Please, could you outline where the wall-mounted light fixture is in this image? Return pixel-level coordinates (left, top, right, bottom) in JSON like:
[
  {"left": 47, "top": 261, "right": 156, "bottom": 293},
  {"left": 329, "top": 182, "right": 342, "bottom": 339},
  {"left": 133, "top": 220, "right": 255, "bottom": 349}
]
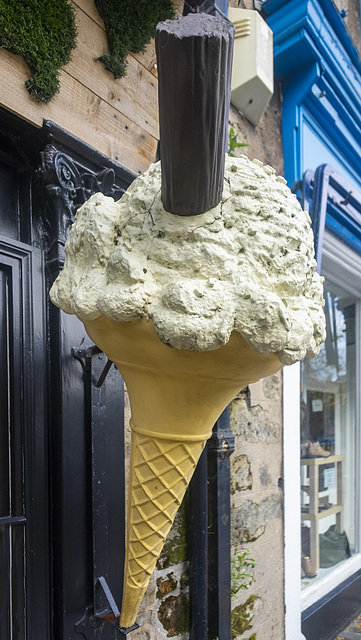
[{"left": 228, "top": 7, "right": 273, "bottom": 125}]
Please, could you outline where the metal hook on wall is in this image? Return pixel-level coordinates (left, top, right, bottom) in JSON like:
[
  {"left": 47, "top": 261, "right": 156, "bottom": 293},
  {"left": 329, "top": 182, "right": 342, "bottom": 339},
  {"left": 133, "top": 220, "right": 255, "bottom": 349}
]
[{"left": 72, "top": 343, "right": 114, "bottom": 387}]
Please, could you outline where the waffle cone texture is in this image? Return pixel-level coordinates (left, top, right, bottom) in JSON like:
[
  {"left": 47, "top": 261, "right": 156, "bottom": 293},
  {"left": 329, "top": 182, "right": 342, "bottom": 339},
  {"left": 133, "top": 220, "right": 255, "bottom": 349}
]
[{"left": 121, "top": 427, "right": 205, "bottom": 627}]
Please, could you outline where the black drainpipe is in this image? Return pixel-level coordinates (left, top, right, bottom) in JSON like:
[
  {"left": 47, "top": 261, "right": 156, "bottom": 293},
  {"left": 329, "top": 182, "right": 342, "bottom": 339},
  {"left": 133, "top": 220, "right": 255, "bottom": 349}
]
[{"left": 189, "top": 407, "right": 235, "bottom": 640}]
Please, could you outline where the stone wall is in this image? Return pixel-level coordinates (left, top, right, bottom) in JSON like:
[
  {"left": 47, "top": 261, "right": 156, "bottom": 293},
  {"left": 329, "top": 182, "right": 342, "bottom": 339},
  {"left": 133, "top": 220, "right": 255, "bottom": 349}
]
[
  {"left": 229, "top": 379, "right": 284, "bottom": 640},
  {"left": 228, "top": 3, "right": 285, "bottom": 638}
]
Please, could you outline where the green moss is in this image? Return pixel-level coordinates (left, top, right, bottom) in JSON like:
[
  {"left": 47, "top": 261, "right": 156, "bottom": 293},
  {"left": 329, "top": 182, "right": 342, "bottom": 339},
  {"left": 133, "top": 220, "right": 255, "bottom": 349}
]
[
  {"left": 158, "top": 593, "right": 189, "bottom": 637},
  {"left": 94, "top": 0, "right": 175, "bottom": 78},
  {"left": 157, "top": 502, "right": 188, "bottom": 570},
  {"left": 231, "top": 594, "right": 258, "bottom": 639},
  {"left": 156, "top": 572, "right": 177, "bottom": 599},
  {"left": 0, "top": 0, "right": 77, "bottom": 103},
  {"left": 180, "top": 568, "right": 189, "bottom": 589},
  {"left": 158, "top": 533, "right": 187, "bottom": 569}
]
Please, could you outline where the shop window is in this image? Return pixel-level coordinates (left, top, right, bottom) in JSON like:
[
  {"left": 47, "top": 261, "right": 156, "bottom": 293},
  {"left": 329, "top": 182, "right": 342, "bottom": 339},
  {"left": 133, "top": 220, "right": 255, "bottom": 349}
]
[
  {"left": 300, "top": 279, "right": 357, "bottom": 586},
  {"left": 296, "top": 152, "right": 361, "bottom": 594}
]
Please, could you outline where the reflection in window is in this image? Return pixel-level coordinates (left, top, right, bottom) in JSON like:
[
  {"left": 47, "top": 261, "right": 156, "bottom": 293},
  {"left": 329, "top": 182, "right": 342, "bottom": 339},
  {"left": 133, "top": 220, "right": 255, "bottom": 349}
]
[{"left": 300, "top": 279, "right": 357, "bottom": 587}]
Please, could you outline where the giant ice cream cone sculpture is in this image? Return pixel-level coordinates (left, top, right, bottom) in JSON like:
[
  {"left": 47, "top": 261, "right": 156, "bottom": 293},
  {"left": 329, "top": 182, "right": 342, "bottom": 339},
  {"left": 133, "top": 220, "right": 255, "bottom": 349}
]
[
  {"left": 50, "top": 154, "right": 325, "bottom": 625},
  {"left": 50, "top": 12, "right": 325, "bottom": 630}
]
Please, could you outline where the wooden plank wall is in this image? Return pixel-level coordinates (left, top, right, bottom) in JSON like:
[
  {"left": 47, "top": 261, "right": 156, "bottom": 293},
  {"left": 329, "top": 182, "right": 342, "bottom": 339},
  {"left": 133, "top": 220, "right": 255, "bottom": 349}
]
[{"left": 0, "top": 0, "right": 181, "bottom": 175}]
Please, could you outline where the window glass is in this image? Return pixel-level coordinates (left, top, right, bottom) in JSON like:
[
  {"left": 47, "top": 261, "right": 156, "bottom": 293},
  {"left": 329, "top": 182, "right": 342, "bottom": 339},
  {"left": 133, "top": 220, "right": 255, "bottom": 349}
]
[
  {"left": 303, "top": 119, "right": 361, "bottom": 191},
  {"left": 300, "top": 278, "right": 358, "bottom": 587}
]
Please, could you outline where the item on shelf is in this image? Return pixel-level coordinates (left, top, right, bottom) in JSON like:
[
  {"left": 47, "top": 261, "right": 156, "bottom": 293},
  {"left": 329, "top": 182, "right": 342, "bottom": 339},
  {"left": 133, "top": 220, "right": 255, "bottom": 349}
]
[
  {"left": 319, "top": 525, "right": 351, "bottom": 568},
  {"left": 301, "top": 525, "right": 310, "bottom": 555},
  {"left": 301, "top": 441, "right": 331, "bottom": 458},
  {"left": 301, "top": 504, "right": 334, "bottom": 513},
  {"left": 301, "top": 554, "right": 317, "bottom": 578},
  {"left": 301, "top": 484, "right": 310, "bottom": 494},
  {"left": 319, "top": 502, "right": 333, "bottom": 511},
  {"left": 300, "top": 442, "right": 308, "bottom": 457}
]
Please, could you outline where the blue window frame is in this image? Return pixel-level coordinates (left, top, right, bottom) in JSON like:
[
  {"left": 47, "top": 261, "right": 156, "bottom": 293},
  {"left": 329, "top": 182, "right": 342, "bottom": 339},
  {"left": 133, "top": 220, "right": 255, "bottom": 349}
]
[{"left": 264, "top": 0, "right": 361, "bottom": 199}]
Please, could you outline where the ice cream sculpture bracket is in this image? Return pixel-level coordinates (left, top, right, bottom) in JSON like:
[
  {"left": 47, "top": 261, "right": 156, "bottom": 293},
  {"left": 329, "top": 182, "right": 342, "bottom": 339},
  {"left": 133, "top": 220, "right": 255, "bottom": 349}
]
[{"left": 50, "top": 13, "right": 325, "bottom": 630}]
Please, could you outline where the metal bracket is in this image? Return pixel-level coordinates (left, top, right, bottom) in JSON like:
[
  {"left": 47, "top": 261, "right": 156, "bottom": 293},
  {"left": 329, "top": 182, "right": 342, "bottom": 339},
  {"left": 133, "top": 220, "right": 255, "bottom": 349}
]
[
  {"left": 207, "top": 429, "right": 235, "bottom": 458},
  {"left": 72, "top": 342, "right": 114, "bottom": 387},
  {"left": 183, "top": 0, "right": 229, "bottom": 19},
  {"left": 95, "top": 358, "right": 113, "bottom": 388},
  {"left": 118, "top": 624, "right": 139, "bottom": 637},
  {"left": 72, "top": 343, "right": 101, "bottom": 373},
  {"left": 95, "top": 576, "right": 120, "bottom": 618},
  {"left": 75, "top": 606, "right": 139, "bottom": 639},
  {"left": 253, "top": 0, "right": 264, "bottom": 12}
]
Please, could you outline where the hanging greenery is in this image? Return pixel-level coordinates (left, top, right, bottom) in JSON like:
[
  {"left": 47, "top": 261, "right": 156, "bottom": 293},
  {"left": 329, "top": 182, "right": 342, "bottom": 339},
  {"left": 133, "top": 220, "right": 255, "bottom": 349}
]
[
  {"left": 0, "top": 0, "right": 77, "bottom": 103},
  {"left": 94, "top": 0, "right": 175, "bottom": 79}
]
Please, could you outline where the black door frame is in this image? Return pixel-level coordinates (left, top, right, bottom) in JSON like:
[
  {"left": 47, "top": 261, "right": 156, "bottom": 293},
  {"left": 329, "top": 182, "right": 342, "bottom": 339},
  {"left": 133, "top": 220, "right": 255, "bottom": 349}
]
[{"left": 0, "top": 235, "right": 49, "bottom": 639}]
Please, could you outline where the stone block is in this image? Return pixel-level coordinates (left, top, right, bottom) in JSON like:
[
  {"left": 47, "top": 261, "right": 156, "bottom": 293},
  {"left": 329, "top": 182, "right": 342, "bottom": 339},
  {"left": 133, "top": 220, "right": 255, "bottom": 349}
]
[{"left": 231, "top": 494, "right": 281, "bottom": 542}]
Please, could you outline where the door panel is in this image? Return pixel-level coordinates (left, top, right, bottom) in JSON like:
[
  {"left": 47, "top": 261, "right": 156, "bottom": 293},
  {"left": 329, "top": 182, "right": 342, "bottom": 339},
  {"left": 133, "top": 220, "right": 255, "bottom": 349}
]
[
  {"left": 0, "top": 237, "right": 49, "bottom": 640},
  {"left": 0, "top": 158, "right": 19, "bottom": 240},
  {"left": 0, "top": 267, "right": 10, "bottom": 517},
  {"left": 0, "top": 254, "right": 26, "bottom": 640}
]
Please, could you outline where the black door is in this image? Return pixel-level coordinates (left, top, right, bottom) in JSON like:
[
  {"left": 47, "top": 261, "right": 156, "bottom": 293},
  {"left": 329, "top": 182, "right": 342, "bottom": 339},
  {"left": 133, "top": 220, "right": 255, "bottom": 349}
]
[{"left": 0, "top": 210, "right": 49, "bottom": 638}]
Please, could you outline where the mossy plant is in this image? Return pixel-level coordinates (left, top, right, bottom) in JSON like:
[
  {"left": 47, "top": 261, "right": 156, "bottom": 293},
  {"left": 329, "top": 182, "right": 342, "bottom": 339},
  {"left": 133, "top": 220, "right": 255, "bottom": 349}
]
[
  {"left": 0, "top": 0, "right": 77, "bottom": 103},
  {"left": 158, "top": 593, "right": 189, "bottom": 637},
  {"left": 156, "top": 502, "right": 188, "bottom": 570},
  {"left": 231, "top": 594, "right": 259, "bottom": 638},
  {"left": 94, "top": 0, "right": 175, "bottom": 78},
  {"left": 231, "top": 544, "right": 256, "bottom": 596},
  {"left": 156, "top": 572, "right": 178, "bottom": 599}
]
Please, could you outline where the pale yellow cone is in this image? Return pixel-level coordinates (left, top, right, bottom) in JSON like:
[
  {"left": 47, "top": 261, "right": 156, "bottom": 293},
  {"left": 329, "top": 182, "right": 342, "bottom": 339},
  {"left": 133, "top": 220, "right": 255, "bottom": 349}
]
[
  {"left": 83, "top": 316, "right": 283, "bottom": 627},
  {"left": 120, "top": 427, "right": 206, "bottom": 628}
]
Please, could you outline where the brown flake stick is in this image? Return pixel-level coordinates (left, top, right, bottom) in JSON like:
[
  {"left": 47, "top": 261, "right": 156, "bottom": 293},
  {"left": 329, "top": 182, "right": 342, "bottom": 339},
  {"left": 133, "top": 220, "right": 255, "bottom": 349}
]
[{"left": 155, "top": 13, "right": 235, "bottom": 216}]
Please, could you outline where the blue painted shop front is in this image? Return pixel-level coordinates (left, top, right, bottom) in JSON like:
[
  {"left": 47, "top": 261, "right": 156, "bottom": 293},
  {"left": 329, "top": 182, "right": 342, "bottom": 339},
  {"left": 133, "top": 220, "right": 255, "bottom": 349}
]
[{"left": 264, "top": 2, "right": 361, "bottom": 639}]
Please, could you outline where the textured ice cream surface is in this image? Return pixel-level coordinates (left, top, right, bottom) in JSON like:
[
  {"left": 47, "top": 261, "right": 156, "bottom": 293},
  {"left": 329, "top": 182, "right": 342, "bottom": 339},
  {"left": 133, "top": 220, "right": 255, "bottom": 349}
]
[{"left": 50, "top": 154, "right": 326, "bottom": 365}]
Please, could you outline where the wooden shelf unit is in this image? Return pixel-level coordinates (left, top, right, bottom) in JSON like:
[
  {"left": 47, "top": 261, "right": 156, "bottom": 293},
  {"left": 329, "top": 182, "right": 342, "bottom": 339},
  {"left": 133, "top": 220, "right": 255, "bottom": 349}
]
[{"left": 301, "top": 454, "right": 344, "bottom": 574}]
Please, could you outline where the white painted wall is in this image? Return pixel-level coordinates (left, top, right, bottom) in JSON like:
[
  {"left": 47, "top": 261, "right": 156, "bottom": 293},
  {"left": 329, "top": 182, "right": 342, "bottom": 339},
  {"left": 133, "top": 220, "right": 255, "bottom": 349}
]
[{"left": 283, "top": 362, "right": 305, "bottom": 639}]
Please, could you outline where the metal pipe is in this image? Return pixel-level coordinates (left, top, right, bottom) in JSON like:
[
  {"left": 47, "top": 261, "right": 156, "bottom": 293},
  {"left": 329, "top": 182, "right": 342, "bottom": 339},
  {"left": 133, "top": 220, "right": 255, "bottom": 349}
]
[
  {"left": 207, "top": 406, "right": 235, "bottom": 640},
  {"left": 189, "top": 447, "right": 208, "bottom": 640}
]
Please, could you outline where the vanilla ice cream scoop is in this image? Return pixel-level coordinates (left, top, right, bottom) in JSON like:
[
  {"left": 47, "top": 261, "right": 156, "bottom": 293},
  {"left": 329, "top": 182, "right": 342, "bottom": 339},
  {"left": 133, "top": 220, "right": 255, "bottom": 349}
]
[{"left": 50, "top": 154, "right": 325, "bottom": 365}]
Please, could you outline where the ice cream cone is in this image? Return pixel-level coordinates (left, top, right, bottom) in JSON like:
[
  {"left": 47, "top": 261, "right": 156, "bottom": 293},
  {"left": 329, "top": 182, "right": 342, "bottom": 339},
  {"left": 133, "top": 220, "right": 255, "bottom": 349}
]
[
  {"left": 83, "top": 314, "right": 283, "bottom": 627},
  {"left": 120, "top": 429, "right": 206, "bottom": 628}
]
